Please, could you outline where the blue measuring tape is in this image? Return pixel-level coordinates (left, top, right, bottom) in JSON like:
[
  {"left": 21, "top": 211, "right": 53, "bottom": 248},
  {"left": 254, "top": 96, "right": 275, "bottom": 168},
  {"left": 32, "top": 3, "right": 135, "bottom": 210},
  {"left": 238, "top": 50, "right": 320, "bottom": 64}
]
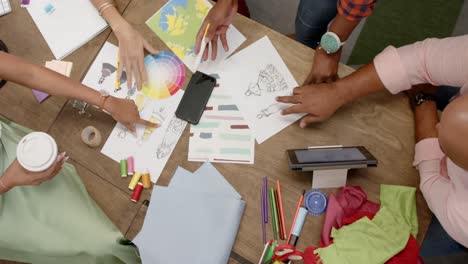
[{"left": 304, "top": 190, "right": 327, "bottom": 216}]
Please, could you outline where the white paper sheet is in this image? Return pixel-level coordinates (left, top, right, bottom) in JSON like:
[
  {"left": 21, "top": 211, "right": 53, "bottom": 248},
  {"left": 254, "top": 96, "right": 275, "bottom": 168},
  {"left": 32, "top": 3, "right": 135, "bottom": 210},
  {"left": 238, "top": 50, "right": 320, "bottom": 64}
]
[
  {"left": 134, "top": 163, "right": 245, "bottom": 264},
  {"left": 101, "top": 93, "right": 187, "bottom": 183},
  {"left": 26, "top": 0, "right": 107, "bottom": 59},
  {"left": 222, "top": 36, "right": 305, "bottom": 144},
  {"left": 188, "top": 74, "right": 255, "bottom": 164}
]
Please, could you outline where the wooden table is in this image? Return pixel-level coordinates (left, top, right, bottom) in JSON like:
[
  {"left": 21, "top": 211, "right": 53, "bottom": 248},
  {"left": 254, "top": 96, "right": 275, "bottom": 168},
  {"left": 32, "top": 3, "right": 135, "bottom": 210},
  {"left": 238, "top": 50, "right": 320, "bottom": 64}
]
[{"left": 0, "top": 0, "right": 431, "bottom": 263}]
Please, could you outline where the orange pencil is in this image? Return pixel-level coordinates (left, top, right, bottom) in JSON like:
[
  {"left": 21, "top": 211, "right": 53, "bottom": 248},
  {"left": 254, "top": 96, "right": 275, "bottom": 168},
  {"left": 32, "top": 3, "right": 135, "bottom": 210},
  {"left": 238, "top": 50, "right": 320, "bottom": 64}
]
[
  {"left": 277, "top": 180, "right": 287, "bottom": 240},
  {"left": 287, "top": 190, "right": 305, "bottom": 244}
]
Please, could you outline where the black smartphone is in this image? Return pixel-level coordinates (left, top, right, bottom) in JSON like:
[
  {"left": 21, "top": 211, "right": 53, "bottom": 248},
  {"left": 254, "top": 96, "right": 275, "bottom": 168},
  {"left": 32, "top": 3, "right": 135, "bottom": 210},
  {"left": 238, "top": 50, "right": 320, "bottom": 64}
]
[
  {"left": 287, "top": 146, "right": 378, "bottom": 171},
  {"left": 175, "top": 71, "right": 217, "bottom": 124}
]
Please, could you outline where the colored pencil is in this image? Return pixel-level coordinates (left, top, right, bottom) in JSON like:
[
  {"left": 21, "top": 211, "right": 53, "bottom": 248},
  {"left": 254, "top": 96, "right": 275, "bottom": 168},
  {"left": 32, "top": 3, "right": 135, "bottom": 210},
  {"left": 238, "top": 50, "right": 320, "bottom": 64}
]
[
  {"left": 270, "top": 188, "right": 280, "bottom": 241},
  {"left": 263, "top": 176, "right": 268, "bottom": 223},
  {"left": 261, "top": 187, "right": 266, "bottom": 244},
  {"left": 274, "top": 189, "right": 284, "bottom": 239},
  {"left": 287, "top": 190, "right": 305, "bottom": 244},
  {"left": 269, "top": 188, "right": 278, "bottom": 241},
  {"left": 277, "top": 180, "right": 287, "bottom": 240},
  {"left": 194, "top": 23, "right": 211, "bottom": 71},
  {"left": 115, "top": 50, "right": 120, "bottom": 90}
]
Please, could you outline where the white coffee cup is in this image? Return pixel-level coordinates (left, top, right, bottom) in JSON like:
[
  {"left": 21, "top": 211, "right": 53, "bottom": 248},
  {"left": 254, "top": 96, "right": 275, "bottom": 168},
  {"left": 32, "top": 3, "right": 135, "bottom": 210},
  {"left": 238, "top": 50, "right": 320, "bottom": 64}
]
[{"left": 16, "top": 132, "right": 58, "bottom": 172}]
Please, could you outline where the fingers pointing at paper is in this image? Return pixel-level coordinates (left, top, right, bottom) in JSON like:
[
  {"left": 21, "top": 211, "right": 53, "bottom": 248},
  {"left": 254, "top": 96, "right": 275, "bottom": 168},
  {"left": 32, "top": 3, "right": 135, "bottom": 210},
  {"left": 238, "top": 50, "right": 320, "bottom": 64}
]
[
  {"left": 276, "top": 83, "right": 348, "bottom": 128},
  {"left": 105, "top": 97, "right": 159, "bottom": 134},
  {"left": 195, "top": 0, "right": 238, "bottom": 61}
]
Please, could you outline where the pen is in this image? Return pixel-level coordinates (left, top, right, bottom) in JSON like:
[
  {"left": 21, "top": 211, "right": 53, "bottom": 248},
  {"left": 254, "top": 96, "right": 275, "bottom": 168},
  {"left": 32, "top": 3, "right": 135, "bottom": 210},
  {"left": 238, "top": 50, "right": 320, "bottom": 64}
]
[
  {"left": 194, "top": 23, "right": 210, "bottom": 71},
  {"left": 287, "top": 190, "right": 305, "bottom": 244},
  {"left": 115, "top": 49, "right": 120, "bottom": 91}
]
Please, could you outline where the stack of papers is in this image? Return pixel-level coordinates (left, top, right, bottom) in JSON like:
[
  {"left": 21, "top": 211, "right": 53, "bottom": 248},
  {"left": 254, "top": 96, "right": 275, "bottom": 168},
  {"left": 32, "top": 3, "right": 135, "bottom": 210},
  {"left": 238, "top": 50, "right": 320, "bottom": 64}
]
[
  {"left": 25, "top": 0, "right": 107, "bottom": 59},
  {"left": 134, "top": 163, "right": 245, "bottom": 264}
]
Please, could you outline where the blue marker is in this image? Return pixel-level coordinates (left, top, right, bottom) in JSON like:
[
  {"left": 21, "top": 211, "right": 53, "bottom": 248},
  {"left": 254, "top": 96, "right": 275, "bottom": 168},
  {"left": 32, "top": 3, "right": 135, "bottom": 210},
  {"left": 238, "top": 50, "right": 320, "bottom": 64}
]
[{"left": 289, "top": 207, "right": 308, "bottom": 246}]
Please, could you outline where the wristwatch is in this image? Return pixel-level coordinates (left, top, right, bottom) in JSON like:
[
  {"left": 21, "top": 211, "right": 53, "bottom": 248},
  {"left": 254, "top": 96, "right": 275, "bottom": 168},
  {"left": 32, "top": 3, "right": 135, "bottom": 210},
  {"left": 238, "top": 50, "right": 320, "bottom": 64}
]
[
  {"left": 413, "top": 92, "right": 436, "bottom": 106},
  {"left": 98, "top": 89, "right": 110, "bottom": 110},
  {"left": 319, "top": 32, "right": 345, "bottom": 54}
]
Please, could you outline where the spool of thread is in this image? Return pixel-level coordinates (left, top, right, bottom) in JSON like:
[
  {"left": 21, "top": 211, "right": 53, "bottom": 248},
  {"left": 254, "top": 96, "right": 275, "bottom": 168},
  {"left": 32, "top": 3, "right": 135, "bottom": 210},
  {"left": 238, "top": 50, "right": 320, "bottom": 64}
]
[
  {"left": 141, "top": 169, "right": 152, "bottom": 189},
  {"left": 120, "top": 159, "right": 127, "bottom": 177},
  {"left": 128, "top": 172, "right": 142, "bottom": 190},
  {"left": 131, "top": 182, "right": 143, "bottom": 203},
  {"left": 304, "top": 190, "right": 327, "bottom": 216},
  {"left": 127, "top": 156, "right": 135, "bottom": 176},
  {"left": 80, "top": 126, "right": 102, "bottom": 148}
]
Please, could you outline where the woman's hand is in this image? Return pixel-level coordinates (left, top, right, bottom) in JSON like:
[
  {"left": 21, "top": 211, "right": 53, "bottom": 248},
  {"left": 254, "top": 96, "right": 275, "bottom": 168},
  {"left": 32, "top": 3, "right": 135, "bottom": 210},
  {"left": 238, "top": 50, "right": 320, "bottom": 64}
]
[
  {"left": 195, "top": 0, "right": 238, "bottom": 61},
  {"left": 0, "top": 153, "right": 68, "bottom": 193},
  {"left": 113, "top": 20, "right": 159, "bottom": 90},
  {"left": 105, "top": 96, "right": 159, "bottom": 134}
]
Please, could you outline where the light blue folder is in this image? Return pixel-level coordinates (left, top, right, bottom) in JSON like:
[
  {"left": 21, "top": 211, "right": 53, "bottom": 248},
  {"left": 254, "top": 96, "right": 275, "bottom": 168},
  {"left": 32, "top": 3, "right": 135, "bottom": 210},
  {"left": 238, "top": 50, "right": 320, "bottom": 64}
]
[{"left": 134, "top": 163, "right": 245, "bottom": 264}]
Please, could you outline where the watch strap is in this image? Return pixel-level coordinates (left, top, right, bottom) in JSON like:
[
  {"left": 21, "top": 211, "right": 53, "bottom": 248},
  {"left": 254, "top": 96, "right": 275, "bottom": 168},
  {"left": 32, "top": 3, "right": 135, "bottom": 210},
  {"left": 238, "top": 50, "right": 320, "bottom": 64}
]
[
  {"left": 414, "top": 92, "right": 436, "bottom": 106},
  {"left": 99, "top": 95, "right": 109, "bottom": 110}
]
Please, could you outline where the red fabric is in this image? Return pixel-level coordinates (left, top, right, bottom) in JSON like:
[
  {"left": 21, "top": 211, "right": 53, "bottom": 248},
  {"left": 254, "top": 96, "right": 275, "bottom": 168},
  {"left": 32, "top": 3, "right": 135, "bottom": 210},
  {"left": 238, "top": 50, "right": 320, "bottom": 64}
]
[{"left": 321, "top": 186, "right": 380, "bottom": 246}]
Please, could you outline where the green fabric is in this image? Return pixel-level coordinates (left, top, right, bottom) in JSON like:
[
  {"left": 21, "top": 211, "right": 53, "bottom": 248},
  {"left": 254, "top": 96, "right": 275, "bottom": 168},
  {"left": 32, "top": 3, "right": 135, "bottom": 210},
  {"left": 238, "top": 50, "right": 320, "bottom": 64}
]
[
  {"left": 348, "top": 0, "right": 464, "bottom": 65},
  {"left": 315, "top": 185, "right": 418, "bottom": 264},
  {"left": 0, "top": 119, "right": 140, "bottom": 264},
  {"left": 380, "top": 184, "right": 418, "bottom": 238}
]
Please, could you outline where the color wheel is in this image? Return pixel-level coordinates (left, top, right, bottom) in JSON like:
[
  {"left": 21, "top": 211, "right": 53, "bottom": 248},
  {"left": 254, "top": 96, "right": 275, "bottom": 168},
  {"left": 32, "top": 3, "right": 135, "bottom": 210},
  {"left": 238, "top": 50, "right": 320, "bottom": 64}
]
[{"left": 142, "top": 51, "right": 185, "bottom": 99}]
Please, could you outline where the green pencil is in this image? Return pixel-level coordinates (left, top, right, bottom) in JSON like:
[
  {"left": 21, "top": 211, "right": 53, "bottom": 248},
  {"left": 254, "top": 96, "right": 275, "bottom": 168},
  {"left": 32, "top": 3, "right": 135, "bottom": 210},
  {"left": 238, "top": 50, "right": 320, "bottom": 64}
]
[
  {"left": 269, "top": 188, "right": 280, "bottom": 241},
  {"left": 268, "top": 188, "right": 277, "bottom": 241}
]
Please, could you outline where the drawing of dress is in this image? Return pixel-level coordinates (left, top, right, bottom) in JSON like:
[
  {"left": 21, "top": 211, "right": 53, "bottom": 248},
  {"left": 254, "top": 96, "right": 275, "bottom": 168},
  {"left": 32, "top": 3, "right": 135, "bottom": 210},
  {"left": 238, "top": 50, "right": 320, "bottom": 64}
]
[
  {"left": 99, "top": 63, "right": 116, "bottom": 84},
  {"left": 156, "top": 116, "right": 187, "bottom": 159},
  {"left": 257, "top": 102, "right": 289, "bottom": 119},
  {"left": 245, "top": 64, "right": 288, "bottom": 96}
]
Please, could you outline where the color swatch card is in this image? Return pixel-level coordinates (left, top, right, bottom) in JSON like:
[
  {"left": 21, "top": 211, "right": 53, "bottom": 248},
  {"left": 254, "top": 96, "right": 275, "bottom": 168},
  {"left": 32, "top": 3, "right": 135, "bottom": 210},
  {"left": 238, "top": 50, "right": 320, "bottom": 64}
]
[
  {"left": 189, "top": 74, "right": 255, "bottom": 164},
  {"left": 33, "top": 60, "right": 73, "bottom": 103},
  {"left": 146, "top": 0, "right": 246, "bottom": 73},
  {"left": 134, "top": 163, "right": 245, "bottom": 264},
  {"left": 25, "top": 0, "right": 107, "bottom": 59},
  {"left": 222, "top": 36, "right": 305, "bottom": 144}
]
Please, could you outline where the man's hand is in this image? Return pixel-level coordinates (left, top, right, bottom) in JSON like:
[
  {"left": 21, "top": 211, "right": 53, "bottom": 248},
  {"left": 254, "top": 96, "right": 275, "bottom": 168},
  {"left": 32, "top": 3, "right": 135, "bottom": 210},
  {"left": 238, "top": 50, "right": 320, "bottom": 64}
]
[
  {"left": 303, "top": 48, "right": 341, "bottom": 85},
  {"left": 195, "top": 0, "right": 237, "bottom": 61},
  {"left": 276, "top": 82, "right": 349, "bottom": 127}
]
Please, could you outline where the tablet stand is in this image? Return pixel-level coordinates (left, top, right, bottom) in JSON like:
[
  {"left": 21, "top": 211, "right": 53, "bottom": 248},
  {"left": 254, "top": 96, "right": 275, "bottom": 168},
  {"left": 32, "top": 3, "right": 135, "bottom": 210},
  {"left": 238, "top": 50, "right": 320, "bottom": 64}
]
[{"left": 311, "top": 168, "right": 349, "bottom": 189}]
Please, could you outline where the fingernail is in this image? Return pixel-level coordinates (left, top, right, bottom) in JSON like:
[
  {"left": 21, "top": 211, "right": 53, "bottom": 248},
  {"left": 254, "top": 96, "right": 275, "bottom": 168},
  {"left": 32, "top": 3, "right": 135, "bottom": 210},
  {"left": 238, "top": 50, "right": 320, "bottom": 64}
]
[
  {"left": 300, "top": 123, "right": 306, "bottom": 128},
  {"left": 275, "top": 97, "right": 279, "bottom": 101},
  {"left": 204, "top": 37, "right": 210, "bottom": 43},
  {"left": 131, "top": 131, "right": 137, "bottom": 136},
  {"left": 63, "top": 156, "right": 69, "bottom": 162}
]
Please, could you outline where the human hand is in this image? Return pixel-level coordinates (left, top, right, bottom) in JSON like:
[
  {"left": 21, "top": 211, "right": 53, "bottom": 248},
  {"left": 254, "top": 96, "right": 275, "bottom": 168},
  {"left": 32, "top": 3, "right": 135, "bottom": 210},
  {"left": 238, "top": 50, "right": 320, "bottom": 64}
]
[
  {"left": 105, "top": 96, "right": 159, "bottom": 134},
  {"left": 276, "top": 82, "right": 349, "bottom": 127},
  {"left": 195, "top": 0, "right": 237, "bottom": 61},
  {"left": 114, "top": 20, "right": 159, "bottom": 90},
  {"left": 303, "top": 48, "right": 340, "bottom": 85},
  {"left": 1, "top": 153, "right": 68, "bottom": 192}
]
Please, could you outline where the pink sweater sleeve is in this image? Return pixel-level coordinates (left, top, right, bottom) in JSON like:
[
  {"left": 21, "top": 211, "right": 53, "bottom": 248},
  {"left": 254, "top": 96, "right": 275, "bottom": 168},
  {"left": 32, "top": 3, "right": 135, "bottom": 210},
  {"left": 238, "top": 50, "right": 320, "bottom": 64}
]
[
  {"left": 414, "top": 138, "right": 468, "bottom": 247},
  {"left": 373, "top": 35, "right": 468, "bottom": 94}
]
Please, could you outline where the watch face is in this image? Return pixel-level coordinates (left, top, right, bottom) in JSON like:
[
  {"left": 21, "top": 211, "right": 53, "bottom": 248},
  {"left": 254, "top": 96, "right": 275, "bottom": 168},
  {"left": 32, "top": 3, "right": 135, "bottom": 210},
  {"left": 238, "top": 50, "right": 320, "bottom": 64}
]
[
  {"left": 320, "top": 32, "right": 341, "bottom": 54},
  {"left": 99, "top": 89, "right": 110, "bottom": 97}
]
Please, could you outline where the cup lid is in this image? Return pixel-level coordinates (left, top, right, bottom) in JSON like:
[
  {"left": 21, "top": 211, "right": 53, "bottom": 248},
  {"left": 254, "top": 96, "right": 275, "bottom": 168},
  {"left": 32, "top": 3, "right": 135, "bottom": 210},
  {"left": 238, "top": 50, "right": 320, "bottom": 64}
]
[{"left": 16, "top": 132, "right": 58, "bottom": 172}]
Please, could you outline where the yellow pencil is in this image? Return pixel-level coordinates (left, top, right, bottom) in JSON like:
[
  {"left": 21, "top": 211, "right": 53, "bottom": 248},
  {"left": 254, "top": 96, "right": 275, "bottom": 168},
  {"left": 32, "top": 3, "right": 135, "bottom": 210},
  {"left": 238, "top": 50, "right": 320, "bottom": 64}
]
[
  {"left": 203, "top": 23, "right": 211, "bottom": 39},
  {"left": 115, "top": 50, "right": 120, "bottom": 91},
  {"left": 194, "top": 24, "right": 211, "bottom": 71}
]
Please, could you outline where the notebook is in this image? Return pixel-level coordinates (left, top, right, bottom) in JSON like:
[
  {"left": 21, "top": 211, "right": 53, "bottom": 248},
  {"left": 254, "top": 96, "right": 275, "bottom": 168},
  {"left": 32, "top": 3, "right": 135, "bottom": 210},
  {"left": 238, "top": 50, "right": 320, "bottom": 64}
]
[
  {"left": 25, "top": 0, "right": 107, "bottom": 59},
  {"left": 0, "top": 0, "right": 11, "bottom": 16}
]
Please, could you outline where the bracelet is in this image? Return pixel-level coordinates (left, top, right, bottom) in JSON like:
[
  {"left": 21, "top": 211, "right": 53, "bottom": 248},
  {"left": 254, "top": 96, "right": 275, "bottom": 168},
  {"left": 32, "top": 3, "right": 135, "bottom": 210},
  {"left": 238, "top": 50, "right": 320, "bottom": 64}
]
[
  {"left": 0, "top": 178, "right": 9, "bottom": 192},
  {"left": 98, "top": 2, "right": 115, "bottom": 16}
]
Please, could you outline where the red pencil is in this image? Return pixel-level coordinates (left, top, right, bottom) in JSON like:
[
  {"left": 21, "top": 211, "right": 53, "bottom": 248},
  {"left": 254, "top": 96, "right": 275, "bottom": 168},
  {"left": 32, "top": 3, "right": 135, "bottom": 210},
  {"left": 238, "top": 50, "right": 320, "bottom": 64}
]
[
  {"left": 276, "top": 180, "right": 287, "bottom": 240},
  {"left": 287, "top": 190, "right": 305, "bottom": 244},
  {"left": 274, "top": 189, "right": 284, "bottom": 239}
]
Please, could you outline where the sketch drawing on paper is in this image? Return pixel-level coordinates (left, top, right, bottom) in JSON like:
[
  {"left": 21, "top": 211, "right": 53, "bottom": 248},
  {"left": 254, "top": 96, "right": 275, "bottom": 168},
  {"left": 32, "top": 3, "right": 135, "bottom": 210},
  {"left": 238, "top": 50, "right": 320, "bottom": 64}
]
[
  {"left": 257, "top": 102, "right": 289, "bottom": 119},
  {"left": 245, "top": 64, "right": 288, "bottom": 96},
  {"left": 137, "top": 107, "right": 168, "bottom": 144},
  {"left": 99, "top": 63, "right": 116, "bottom": 84},
  {"left": 156, "top": 116, "right": 187, "bottom": 159}
]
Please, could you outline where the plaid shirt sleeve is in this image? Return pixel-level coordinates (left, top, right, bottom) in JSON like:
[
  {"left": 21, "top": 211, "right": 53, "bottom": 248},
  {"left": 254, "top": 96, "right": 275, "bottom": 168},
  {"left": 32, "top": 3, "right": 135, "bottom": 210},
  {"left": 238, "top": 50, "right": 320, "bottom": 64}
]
[{"left": 337, "top": 0, "right": 377, "bottom": 21}]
